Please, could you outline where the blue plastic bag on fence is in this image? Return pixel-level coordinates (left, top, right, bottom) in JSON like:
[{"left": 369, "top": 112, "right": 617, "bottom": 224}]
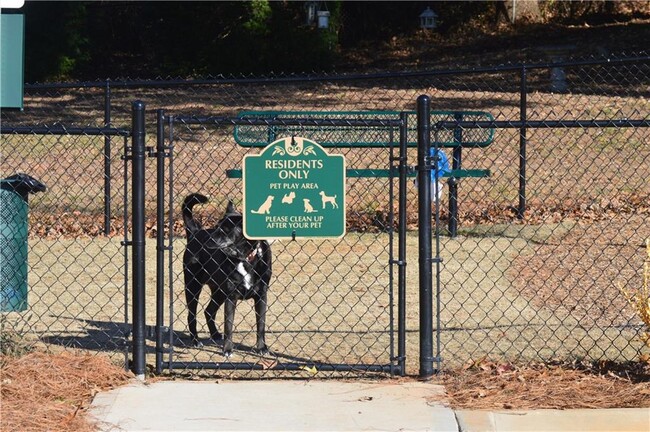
[
  {"left": 431, "top": 148, "right": 451, "bottom": 180},
  {"left": 414, "top": 149, "right": 450, "bottom": 202}
]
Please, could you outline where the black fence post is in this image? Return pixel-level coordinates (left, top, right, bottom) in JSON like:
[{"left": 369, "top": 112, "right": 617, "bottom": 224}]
[
  {"left": 131, "top": 101, "right": 146, "bottom": 379},
  {"left": 397, "top": 111, "right": 408, "bottom": 376},
  {"left": 518, "top": 65, "right": 528, "bottom": 219},
  {"left": 155, "top": 109, "right": 165, "bottom": 374},
  {"left": 103, "top": 79, "right": 112, "bottom": 235},
  {"left": 417, "top": 95, "right": 435, "bottom": 380}
]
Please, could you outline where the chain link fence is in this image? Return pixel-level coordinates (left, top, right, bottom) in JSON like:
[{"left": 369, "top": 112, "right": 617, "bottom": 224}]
[
  {"left": 0, "top": 125, "right": 131, "bottom": 366},
  {"left": 1, "top": 53, "right": 648, "bottom": 375}
]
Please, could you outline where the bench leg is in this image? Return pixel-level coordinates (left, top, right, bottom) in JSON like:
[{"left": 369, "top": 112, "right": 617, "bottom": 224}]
[
  {"left": 448, "top": 146, "right": 462, "bottom": 238},
  {"left": 448, "top": 177, "right": 458, "bottom": 237}
]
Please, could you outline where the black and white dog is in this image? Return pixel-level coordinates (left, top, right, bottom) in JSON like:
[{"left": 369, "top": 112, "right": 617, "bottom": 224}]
[{"left": 182, "top": 193, "right": 272, "bottom": 357}]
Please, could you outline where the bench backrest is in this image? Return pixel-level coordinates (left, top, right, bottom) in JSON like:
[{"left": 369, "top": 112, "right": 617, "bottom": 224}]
[{"left": 233, "top": 110, "right": 494, "bottom": 148}]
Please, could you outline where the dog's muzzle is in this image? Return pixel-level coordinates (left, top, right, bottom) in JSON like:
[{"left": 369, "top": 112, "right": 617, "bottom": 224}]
[{"left": 246, "top": 242, "right": 263, "bottom": 263}]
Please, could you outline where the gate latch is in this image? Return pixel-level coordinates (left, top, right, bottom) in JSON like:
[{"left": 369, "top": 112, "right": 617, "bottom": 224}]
[{"left": 147, "top": 146, "right": 173, "bottom": 158}]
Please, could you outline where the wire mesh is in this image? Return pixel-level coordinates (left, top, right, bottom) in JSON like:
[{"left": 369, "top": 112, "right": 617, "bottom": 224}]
[
  {"left": 0, "top": 127, "right": 130, "bottom": 366},
  {"left": 1, "top": 54, "right": 648, "bottom": 375}
]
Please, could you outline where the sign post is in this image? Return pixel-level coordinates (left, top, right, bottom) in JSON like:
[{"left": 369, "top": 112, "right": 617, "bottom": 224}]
[{"left": 243, "top": 136, "right": 345, "bottom": 239}]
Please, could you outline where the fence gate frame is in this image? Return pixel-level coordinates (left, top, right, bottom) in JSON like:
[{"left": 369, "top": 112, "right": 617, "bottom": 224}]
[{"left": 150, "top": 111, "right": 410, "bottom": 376}]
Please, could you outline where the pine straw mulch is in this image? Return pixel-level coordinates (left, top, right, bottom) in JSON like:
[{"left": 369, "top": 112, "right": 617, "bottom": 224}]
[
  {"left": 437, "top": 358, "right": 650, "bottom": 410},
  {"left": 0, "top": 352, "right": 133, "bottom": 432},
  {"left": 2, "top": 353, "right": 650, "bottom": 432}
]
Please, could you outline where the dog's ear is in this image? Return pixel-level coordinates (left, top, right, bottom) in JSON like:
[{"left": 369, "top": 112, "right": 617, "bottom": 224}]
[{"left": 225, "top": 200, "right": 243, "bottom": 217}]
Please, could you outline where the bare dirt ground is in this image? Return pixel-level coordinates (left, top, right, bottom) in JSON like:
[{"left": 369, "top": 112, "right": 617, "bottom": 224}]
[{"left": 8, "top": 227, "right": 644, "bottom": 373}]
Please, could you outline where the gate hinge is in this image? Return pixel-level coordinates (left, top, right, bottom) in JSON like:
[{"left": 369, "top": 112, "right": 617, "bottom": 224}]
[
  {"left": 390, "top": 259, "right": 407, "bottom": 267},
  {"left": 121, "top": 240, "right": 133, "bottom": 247},
  {"left": 390, "top": 165, "right": 405, "bottom": 176},
  {"left": 415, "top": 164, "right": 435, "bottom": 172},
  {"left": 121, "top": 146, "right": 133, "bottom": 161},
  {"left": 146, "top": 325, "right": 170, "bottom": 338},
  {"left": 428, "top": 257, "right": 443, "bottom": 264}
]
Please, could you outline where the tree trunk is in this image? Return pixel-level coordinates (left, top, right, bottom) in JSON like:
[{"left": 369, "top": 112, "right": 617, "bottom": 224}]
[{"left": 497, "top": 0, "right": 542, "bottom": 24}]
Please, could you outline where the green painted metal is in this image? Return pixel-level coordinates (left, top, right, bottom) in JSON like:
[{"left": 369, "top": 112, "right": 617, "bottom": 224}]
[
  {"left": 233, "top": 110, "right": 495, "bottom": 148},
  {"left": 0, "top": 189, "right": 28, "bottom": 311},
  {"left": 0, "top": 14, "right": 25, "bottom": 109},
  {"left": 228, "top": 168, "right": 490, "bottom": 179}
]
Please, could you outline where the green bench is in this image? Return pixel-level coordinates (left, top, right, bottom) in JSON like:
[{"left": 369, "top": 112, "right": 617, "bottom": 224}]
[
  {"left": 233, "top": 110, "right": 494, "bottom": 148},
  {"left": 230, "top": 110, "right": 495, "bottom": 236},
  {"left": 226, "top": 168, "right": 490, "bottom": 179}
]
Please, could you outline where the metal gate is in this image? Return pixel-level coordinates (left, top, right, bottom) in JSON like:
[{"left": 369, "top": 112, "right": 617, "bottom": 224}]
[{"left": 152, "top": 111, "right": 409, "bottom": 376}]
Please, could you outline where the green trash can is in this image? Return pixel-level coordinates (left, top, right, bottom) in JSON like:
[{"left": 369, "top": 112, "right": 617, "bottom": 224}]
[{"left": 0, "top": 174, "right": 46, "bottom": 312}]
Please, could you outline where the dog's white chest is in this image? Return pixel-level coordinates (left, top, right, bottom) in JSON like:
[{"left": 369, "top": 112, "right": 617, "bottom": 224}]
[{"left": 236, "top": 262, "right": 253, "bottom": 290}]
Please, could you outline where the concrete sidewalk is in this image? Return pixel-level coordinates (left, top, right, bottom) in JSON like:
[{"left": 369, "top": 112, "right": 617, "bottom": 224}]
[
  {"left": 455, "top": 409, "right": 650, "bottom": 432},
  {"left": 90, "top": 380, "right": 650, "bottom": 431}
]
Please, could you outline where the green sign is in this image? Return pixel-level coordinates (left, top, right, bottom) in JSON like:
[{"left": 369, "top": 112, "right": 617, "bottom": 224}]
[
  {"left": 243, "top": 137, "right": 346, "bottom": 239},
  {"left": 1, "top": 13, "right": 25, "bottom": 109}
]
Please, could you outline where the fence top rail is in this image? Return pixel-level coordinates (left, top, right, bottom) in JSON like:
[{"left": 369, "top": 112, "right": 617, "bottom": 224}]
[
  {"left": 22, "top": 55, "right": 650, "bottom": 91},
  {"left": 0, "top": 125, "right": 131, "bottom": 136},
  {"left": 233, "top": 110, "right": 495, "bottom": 148},
  {"left": 434, "top": 119, "right": 650, "bottom": 129}
]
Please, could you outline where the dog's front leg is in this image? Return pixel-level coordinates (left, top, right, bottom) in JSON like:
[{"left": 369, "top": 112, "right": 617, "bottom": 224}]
[
  {"left": 254, "top": 292, "right": 269, "bottom": 354},
  {"left": 223, "top": 297, "right": 237, "bottom": 357}
]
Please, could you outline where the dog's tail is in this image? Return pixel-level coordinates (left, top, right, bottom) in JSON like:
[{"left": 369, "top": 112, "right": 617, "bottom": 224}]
[{"left": 182, "top": 193, "right": 209, "bottom": 235}]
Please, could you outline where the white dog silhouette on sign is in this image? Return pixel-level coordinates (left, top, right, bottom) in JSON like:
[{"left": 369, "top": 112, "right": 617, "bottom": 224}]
[
  {"left": 282, "top": 191, "right": 296, "bottom": 204},
  {"left": 303, "top": 198, "right": 317, "bottom": 213},
  {"left": 319, "top": 191, "right": 338, "bottom": 209},
  {"left": 251, "top": 195, "right": 275, "bottom": 214}
]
